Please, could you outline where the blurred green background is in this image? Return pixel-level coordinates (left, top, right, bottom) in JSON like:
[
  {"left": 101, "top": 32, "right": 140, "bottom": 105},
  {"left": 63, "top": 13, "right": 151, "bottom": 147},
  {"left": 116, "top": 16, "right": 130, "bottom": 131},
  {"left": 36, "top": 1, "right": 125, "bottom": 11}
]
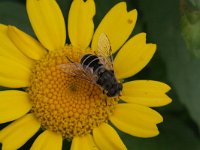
[{"left": 0, "top": 0, "right": 200, "bottom": 149}]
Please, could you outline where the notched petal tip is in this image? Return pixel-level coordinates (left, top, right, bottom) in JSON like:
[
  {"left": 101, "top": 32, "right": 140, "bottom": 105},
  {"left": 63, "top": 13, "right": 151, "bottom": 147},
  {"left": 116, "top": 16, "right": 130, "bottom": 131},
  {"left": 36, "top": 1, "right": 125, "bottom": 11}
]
[
  {"left": 127, "top": 9, "right": 138, "bottom": 24},
  {"left": 92, "top": 2, "right": 137, "bottom": 53},
  {"left": 165, "top": 96, "right": 172, "bottom": 105},
  {"left": 164, "top": 83, "right": 171, "bottom": 93},
  {"left": 117, "top": 2, "right": 127, "bottom": 9},
  {"left": 147, "top": 43, "right": 157, "bottom": 52},
  {"left": 121, "top": 80, "right": 172, "bottom": 107},
  {"left": 138, "top": 32, "right": 147, "bottom": 41},
  {"left": 114, "top": 32, "right": 157, "bottom": 79},
  {"left": 110, "top": 112, "right": 161, "bottom": 138},
  {"left": 156, "top": 113, "right": 163, "bottom": 124}
]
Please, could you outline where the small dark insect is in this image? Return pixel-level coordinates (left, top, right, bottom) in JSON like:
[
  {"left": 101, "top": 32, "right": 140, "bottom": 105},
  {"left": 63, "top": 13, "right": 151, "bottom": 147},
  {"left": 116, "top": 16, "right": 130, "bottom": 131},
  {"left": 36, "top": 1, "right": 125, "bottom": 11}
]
[{"left": 60, "top": 33, "right": 123, "bottom": 97}]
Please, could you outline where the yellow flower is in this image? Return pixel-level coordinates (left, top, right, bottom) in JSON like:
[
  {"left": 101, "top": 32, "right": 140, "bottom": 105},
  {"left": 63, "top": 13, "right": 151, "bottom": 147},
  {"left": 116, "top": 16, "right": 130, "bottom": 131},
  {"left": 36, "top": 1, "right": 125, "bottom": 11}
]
[{"left": 0, "top": 0, "right": 172, "bottom": 150}]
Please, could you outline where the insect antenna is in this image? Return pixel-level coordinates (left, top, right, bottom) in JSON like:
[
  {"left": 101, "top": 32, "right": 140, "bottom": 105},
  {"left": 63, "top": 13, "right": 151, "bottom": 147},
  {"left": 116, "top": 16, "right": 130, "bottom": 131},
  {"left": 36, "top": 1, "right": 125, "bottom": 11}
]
[{"left": 66, "top": 56, "right": 74, "bottom": 63}]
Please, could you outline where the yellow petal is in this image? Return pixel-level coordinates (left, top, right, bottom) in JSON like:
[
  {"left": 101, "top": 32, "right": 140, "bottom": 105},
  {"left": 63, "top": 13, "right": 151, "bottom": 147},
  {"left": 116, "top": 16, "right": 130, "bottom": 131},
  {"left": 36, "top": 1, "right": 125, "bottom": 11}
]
[
  {"left": 0, "top": 90, "right": 32, "bottom": 123},
  {"left": 0, "top": 114, "right": 41, "bottom": 150},
  {"left": 26, "top": 0, "right": 66, "bottom": 51},
  {"left": 93, "top": 123, "right": 127, "bottom": 150},
  {"left": 123, "top": 80, "right": 171, "bottom": 93},
  {"left": 31, "top": 130, "right": 62, "bottom": 150},
  {"left": 114, "top": 33, "right": 156, "bottom": 79},
  {"left": 115, "top": 104, "right": 163, "bottom": 124},
  {"left": 0, "top": 24, "right": 33, "bottom": 88},
  {"left": 121, "top": 80, "right": 172, "bottom": 107},
  {"left": 0, "top": 76, "right": 28, "bottom": 88},
  {"left": 0, "top": 56, "right": 31, "bottom": 88},
  {"left": 109, "top": 104, "right": 162, "bottom": 138},
  {"left": 0, "top": 24, "right": 33, "bottom": 68},
  {"left": 8, "top": 26, "right": 47, "bottom": 60},
  {"left": 0, "top": 24, "right": 33, "bottom": 87},
  {"left": 92, "top": 2, "right": 137, "bottom": 53},
  {"left": 71, "top": 134, "right": 99, "bottom": 150},
  {"left": 68, "top": 0, "right": 95, "bottom": 49},
  {"left": 121, "top": 95, "right": 172, "bottom": 108}
]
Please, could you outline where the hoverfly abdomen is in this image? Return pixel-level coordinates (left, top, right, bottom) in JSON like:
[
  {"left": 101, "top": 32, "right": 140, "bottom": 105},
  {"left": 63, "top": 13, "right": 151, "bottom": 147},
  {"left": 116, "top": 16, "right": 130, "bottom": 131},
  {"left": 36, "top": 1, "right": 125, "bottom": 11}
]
[
  {"left": 80, "top": 53, "right": 122, "bottom": 97},
  {"left": 81, "top": 54, "right": 103, "bottom": 73}
]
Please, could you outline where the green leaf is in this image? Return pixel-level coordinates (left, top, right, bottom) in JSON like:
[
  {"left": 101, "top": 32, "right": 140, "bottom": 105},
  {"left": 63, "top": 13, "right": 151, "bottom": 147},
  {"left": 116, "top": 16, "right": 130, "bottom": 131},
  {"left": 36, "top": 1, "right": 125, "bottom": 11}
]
[
  {"left": 0, "top": 1, "right": 33, "bottom": 35},
  {"left": 188, "top": 0, "right": 200, "bottom": 9},
  {"left": 118, "top": 115, "right": 200, "bottom": 150},
  {"left": 181, "top": 4, "right": 200, "bottom": 58},
  {"left": 137, "top": 0, "right": 200, "bottom": 130}
]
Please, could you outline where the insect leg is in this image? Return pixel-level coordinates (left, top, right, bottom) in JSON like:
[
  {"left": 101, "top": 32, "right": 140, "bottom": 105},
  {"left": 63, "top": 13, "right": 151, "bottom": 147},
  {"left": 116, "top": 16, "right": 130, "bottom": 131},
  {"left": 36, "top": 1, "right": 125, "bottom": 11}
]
[{"left": 66, "top": 56, "right": 74, "bottom": 63}]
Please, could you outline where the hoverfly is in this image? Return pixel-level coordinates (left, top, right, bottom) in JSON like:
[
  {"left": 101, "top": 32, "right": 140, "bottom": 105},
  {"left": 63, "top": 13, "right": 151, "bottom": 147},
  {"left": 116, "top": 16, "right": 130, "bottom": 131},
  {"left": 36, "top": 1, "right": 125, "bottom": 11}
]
[{"left": 60, "top": 33, "right": 122, "bottom": 97}]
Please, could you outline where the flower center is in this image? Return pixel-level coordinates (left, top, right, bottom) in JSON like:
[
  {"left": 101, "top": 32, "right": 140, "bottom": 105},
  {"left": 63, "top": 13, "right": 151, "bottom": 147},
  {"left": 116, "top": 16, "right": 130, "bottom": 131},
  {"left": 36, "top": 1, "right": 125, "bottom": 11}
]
[{"left": 27, "top": 45, "right": 118, "bottom": 139}]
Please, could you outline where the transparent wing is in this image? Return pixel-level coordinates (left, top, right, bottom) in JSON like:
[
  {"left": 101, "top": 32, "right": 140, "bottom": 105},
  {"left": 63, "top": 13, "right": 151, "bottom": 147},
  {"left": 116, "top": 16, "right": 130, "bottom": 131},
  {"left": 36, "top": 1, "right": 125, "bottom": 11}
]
[
  {"left": 59, "top": 63, "right": 98, "bottom": 83},
  {"left": 97, "top": 33, "right": 114, "bottom": 70}
]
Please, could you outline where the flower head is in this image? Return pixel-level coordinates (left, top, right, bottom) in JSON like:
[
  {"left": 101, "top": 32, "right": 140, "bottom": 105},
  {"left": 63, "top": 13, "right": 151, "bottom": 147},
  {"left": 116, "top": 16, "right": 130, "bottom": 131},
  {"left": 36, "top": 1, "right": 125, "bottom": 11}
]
[{"left": 0, "top": 0, "right": 172, "bottom": 149}]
